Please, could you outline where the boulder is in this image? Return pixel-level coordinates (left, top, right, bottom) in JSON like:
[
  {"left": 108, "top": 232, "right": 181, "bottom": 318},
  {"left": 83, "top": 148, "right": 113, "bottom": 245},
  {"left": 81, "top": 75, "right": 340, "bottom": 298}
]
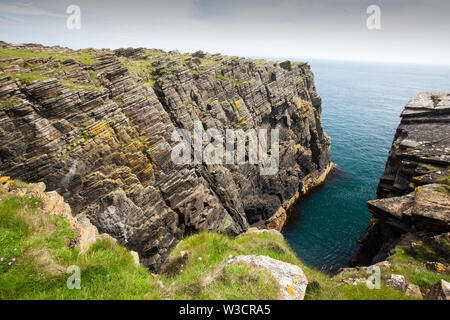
[
  {"left": 192, "top": 50, "right": 206, "bottom": 58},
  {"left": 75, "top": 214, "right": 103, "bottom": 253},
  {"left": 227, "top": 255, "right": 308, "bottom": 300},
  {"left": 386, "top": 274, "right": 407, "bottom": 292},
  {"left": 425, "top": 262, "right": 449, "bottom": 274},
  {"left": 130, "top": 251, "right": 140, "bottom": 266},
  {"left": 279, "top": 61, "right": 292, "bottom": 71},
  {"left": 405, "top": 283, "right": 422, "bottom": 299}
]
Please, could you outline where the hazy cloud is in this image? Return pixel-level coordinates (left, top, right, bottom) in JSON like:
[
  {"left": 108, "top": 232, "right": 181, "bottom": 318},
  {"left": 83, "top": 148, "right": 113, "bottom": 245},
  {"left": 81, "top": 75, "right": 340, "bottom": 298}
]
[
  {"left": 0, "top": 1, "right": 64, "bottom": 17},
  {"left": 0, "top": 0, "right": 448, "bottom": 65}
]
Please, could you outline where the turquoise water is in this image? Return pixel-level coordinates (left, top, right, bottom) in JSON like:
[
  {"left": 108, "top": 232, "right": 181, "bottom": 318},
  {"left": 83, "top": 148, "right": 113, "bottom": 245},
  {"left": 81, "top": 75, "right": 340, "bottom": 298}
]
[{"left": 283, "top": 60, "right": 450, "bottom": 273}]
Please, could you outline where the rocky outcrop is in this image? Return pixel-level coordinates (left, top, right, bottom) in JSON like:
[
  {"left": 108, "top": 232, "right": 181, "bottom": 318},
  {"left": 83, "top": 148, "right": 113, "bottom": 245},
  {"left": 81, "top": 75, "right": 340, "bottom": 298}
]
[
  {"left": 352, "top": 92, "right": 450, "bottom": 266},
  {"left": 383, "top": 274, "right": 422, "bottom": 299},
  {"left": 0, "top": 42, "right": 331, "bottom": 272},
  {"left": 425, "top": 279, "right": 450, "bottom": 300},
  {"left": 385, "top": 274, "right": 407, "bottom": 292},
  {"left": 227, "top": 255, "right": 308, "bottom": 300},
  {"left": 376, "top": 92, "right": 450, "bottom": 198}
]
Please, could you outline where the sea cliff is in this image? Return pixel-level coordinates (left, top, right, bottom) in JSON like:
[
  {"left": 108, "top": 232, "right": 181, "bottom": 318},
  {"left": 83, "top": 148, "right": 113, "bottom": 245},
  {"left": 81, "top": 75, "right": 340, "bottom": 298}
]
[
  {"left": 0, "top": 42, "right": 331, "bottom": 271},
  {"left": 352, "top": 92, "right": 450, "bottom": 266}
]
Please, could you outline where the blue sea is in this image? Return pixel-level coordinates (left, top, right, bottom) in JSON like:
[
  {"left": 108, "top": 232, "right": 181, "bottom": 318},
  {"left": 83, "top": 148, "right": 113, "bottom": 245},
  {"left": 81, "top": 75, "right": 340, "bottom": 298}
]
[{"left": 281, "top": 60, "right": 450, "bottom": 273}]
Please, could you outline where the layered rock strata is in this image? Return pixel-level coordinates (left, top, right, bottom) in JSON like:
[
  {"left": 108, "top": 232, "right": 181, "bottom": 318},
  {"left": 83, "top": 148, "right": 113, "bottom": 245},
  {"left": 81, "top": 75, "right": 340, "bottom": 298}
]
[
  {"left": 352, "top": 92, "right": 450, "bottom": 266},
  {"left": 0, "top": 42, "right": 331, "bottom": 271}
]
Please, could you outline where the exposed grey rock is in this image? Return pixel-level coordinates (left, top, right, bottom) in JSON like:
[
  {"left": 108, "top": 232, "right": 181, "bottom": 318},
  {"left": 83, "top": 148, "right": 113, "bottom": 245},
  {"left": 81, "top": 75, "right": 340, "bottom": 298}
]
[
  {"left": 192, "top": 50, "right": 206, "bottom": 58},
  {"left": 227, "top": 255, "right": 308, "bottom": 300},
  {"left": 114, "top": 47, "right": 148, "bottom": 60},
  {"left": 424, "top": 232, "right": 450, "bottom": 260},
  {"left": 425, "top": 261, "right": 449, "bottom": 273},
  {"left": 405, "top": 283, "right": 422, "bottom": 299},
  {"left": 279, "top": 61, "right": 292, "bottom": 71},
  {"left": 386, "top": 274, "right": 407, "bottom": 292},
  {"left": 0, "top": 57, "right": 24, "bottom": 66},
  {"left": 130, "top": 251, "right": 140, "bottom": 266}
]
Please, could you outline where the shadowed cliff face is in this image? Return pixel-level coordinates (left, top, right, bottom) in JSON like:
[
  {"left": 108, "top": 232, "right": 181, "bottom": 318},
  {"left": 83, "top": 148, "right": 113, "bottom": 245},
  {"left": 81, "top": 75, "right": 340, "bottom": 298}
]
[
  {"left": 352, "top": 92, "right": 450, "bottom": 266},
  {"left": 0, "top": 42, "right": 330, "bottom": 271}
]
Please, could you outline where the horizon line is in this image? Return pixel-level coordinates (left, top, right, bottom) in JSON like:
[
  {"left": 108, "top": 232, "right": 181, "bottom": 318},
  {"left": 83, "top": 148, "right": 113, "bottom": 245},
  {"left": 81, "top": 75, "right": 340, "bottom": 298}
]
[
  {"left": 248, "top": 55, "right": 450, "bottom": 68},
  {"left": 3, "top": 39, "right": 450, "bottom": 67}
]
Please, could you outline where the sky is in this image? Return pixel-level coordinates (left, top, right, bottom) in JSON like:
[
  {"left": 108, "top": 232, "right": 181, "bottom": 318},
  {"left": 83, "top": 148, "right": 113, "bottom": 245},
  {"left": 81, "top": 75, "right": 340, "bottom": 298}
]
[{"left": 0, "top": 0, "right": 449, "bottom": 65}]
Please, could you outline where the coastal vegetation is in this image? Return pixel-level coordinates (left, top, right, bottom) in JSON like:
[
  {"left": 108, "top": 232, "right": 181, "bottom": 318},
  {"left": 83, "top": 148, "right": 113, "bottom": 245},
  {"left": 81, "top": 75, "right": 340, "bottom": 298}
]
[{"left": 0, "top": 180, "right": 431, "bottom": 300}]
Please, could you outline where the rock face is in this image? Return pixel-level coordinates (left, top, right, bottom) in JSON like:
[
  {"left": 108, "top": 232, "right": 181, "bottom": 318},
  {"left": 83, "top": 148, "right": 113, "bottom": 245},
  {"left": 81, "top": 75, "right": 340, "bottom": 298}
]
[
  {"left": 425, "top": 279, "right": 450, "bottom": 300},
  {"left": 0, "top": 42, "right": 331, "bottom": 272},
  {"left": 386, "top": 274, "right": 407, "bottom": 292},
  {"left": 352, "top": 92, "right": 450, "bottom": 266},
  {"left": 227, "top": 255, "right": 308, "bottom": 300}
]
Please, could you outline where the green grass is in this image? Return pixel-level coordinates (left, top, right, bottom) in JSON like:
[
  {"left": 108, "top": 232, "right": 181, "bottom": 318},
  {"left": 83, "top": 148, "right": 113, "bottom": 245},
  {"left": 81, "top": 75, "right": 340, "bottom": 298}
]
[
  {"left": 159, "top": 232, "right": 283, "bottom": 299},
  {"left": 119, "top": 57, "right": 160, "bottom": 89},
  {"left": 0, "top": 184, "right": 161, "bottom": 300},
  {"left": 159, "top": 231, "right": 415, "bottom": 300},
  {"left": 0, "top": 48, "right": 100, "bottom": 66},
  {"left": 0, "top": 48, "right": 103, "bottom": 91},
  {"left": 388, "top": 244, "right": 450, "bottom": 292},
  {"left": 435, "top": 184, "right": 450, "bottom": 196},
  {"left": 437, "top": 175, "right": 450, "bottom": 183},
  {"left": 5, "top": 70, "right": 50, "bottom": 85},
  {"left": 333, "top": 236, "right": 450, "bottom": 299},
  {"left": 336, "top": 284, "right": 413, "bottom": 300},
  {"left": 0, "top": 97, "right": 22, "bottom": 110},
  {"left": 0, "top": 181, "right": 428, "bottom": 300},
  {"left": 215, "top": 74, "right": 227, "bottom": 81},
  {"left": 3, "top": 68, "right": 99, "bottom": 92}
]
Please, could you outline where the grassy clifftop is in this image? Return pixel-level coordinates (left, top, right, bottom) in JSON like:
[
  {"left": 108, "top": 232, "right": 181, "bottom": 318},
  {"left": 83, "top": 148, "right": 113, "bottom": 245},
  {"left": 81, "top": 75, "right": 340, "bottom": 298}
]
[
  {"left": 0, "top": 180, "right": 421, "bottom": 300},
  {"left": 0, "top": 179, "right": 162, "bottom": 299}
]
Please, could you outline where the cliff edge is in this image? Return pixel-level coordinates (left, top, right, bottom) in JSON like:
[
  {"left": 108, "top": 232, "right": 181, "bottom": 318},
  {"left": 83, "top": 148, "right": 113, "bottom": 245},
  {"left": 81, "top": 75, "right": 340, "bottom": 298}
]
[
  {"left": 0, "top": 42, "right": 331, "bottom": 271},
  {"left": 1, "top": 179, "right": 419, "bottom": 300},
  {"left": 352, "top": 92, "right": 450, "bottom": 266}
]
